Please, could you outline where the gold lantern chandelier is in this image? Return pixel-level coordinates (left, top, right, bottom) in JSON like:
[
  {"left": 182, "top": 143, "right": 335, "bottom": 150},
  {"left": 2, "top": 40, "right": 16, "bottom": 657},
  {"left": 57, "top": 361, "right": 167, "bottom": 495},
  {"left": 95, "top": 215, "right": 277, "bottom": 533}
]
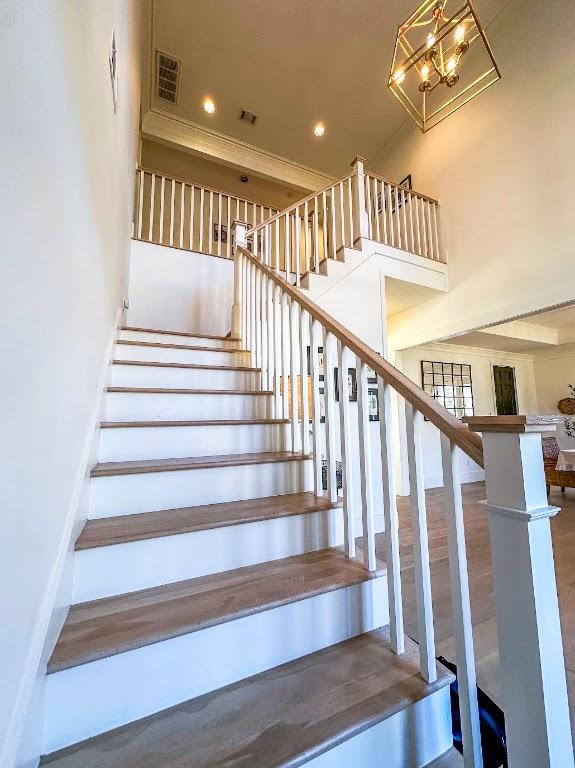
[{"left": 388, "top": 0, "right": 501, "bottom": 132}]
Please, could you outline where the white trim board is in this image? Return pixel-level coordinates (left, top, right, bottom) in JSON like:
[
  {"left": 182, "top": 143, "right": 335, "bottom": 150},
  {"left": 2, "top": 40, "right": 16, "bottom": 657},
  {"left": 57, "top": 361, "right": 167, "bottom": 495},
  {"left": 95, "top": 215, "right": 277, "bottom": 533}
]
[
  {"left": 141, "top": 108, "right": 336, "bottom": 192},
  {"left": 4, "top": 309, "right": 122, "bottom": 768}
]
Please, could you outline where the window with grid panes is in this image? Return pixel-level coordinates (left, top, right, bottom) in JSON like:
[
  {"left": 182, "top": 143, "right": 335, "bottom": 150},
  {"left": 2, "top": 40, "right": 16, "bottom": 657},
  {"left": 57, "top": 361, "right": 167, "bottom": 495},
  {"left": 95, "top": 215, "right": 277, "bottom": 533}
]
[{"left": 421, "top": 360, "right": 474, "bottom": 419}]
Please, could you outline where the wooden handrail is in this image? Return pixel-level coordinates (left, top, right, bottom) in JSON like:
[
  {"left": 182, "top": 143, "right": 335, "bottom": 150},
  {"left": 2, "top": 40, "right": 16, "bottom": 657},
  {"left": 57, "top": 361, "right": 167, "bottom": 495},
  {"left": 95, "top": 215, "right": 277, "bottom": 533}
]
[
  {"left": 246, "top": 172, "right": 354, "bottom": 235},
  {"left": 364, "top": 171, "right": 440, "bottom": 206},
  {"left": 137, "top": 166, "right": 279, "bottom": 212},
  {"left": 238, "top": 245, "right": 483, "bottom": 467}
]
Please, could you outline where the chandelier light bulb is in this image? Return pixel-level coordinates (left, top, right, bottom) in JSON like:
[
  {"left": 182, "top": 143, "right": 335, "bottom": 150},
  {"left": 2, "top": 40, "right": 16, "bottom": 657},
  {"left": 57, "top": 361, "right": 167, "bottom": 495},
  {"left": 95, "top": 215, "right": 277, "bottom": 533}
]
[
  {"left": 427, "top": 33, "right": 436, "bottom": 48},
  {"left": 455, "top": 24, "right": 465, "bottom": 43},
  {"left": 394, "top": 69, "right": 406, "bottom": 84},
  {"left": 447, "top": 57, "right": 457, "bottom": 72},
  {"left": 420, "top": 63, "right": 430, "bottom": 81}
]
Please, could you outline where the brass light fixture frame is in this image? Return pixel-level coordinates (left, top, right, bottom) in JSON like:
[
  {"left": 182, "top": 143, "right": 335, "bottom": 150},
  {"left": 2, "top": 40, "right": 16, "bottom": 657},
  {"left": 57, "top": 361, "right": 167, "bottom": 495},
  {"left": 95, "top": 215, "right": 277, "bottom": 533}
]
[{"left": 388, "top": 0, "right": 501, "bottom": 132}]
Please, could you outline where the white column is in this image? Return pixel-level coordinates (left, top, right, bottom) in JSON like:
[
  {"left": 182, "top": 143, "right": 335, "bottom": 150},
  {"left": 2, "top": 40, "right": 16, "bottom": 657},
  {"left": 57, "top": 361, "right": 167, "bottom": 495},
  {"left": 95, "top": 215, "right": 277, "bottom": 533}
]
[
  {"left": 232, "top": 221, "right": 249, "bottom": 340},
  {"left": 466, "top": 416, "right": 574, "bottom": 768},
  {"left": 350, "top": 155, "right": 370, "bottom": 243}
]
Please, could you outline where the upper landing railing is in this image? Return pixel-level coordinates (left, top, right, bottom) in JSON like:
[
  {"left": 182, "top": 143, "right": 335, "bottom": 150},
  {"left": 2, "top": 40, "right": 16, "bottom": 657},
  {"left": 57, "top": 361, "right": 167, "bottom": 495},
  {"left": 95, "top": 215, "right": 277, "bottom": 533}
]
[
  {"left": 245, "top": 156, "right": 443, "bottom": 287},
  {"left": 133, "top": 167, "right": 278, "bottom": 259},
  {"left": 132, "top": 158, "right": 442, "bottom": 274}
]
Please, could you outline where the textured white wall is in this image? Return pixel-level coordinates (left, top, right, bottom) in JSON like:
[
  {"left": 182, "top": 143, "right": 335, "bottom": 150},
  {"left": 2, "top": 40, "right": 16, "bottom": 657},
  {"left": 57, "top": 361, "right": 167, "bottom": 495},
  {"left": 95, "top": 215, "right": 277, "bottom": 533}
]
[
  {"left": 127, "top": 240, "right": 235, "bottom": 336},
  {"left": 0, "top": 2, "right": 143, "bottom": 764},
  {"left": 375, "top": 0, "right": 575, "bottom": 350}
]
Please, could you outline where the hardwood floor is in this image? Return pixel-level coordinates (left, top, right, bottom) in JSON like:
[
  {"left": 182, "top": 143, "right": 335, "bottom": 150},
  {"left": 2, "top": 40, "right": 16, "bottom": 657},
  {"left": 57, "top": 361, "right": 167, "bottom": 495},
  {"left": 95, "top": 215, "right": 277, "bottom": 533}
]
[{"left": 374, "top": 482, "right": 575, "bottom": 729}]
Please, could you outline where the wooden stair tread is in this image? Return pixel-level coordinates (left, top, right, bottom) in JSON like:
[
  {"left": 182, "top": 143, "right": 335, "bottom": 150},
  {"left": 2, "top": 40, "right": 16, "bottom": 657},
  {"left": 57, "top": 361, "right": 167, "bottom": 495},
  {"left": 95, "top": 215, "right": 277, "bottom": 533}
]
[
  {"left": 42, "top": 629, "right": 453, "bottom": 767},
  {"left": 76, "top": 492, "right": 341, "bottom": 549},
  {"left": 112, "top": 359, "right": 259, "bottom": 371},
  {"left": 121, "top": 326, "right": 239, "bottom": 341},
  {"left": 47, "top": 549, "right": 383, "bottom": 673},
  {"left": 100, "top": 418, "right": 289, "bottom": 428},
  {"left": 106, "top": 386, "right": 273, "bottom": 395},
  {"left": 116, "top": 339, "right": 247, "bottom": 353},
  {"left": 91, "top": 451, "right": 310, "bottom": 477}
]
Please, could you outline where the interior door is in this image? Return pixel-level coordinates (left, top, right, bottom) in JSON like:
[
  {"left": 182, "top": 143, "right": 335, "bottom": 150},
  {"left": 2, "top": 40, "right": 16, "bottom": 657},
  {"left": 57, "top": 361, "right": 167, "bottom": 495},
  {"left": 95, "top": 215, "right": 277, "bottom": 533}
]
[{"left": 493, "top": 365, "right": 518, "bottom": 415}]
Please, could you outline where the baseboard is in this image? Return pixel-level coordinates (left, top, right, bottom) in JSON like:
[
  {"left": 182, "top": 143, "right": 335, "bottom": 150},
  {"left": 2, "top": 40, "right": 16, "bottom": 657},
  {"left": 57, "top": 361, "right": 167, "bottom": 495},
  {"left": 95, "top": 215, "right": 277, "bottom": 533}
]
[{"left": 3, "top": 308, "right": 122, "bottom": 768}]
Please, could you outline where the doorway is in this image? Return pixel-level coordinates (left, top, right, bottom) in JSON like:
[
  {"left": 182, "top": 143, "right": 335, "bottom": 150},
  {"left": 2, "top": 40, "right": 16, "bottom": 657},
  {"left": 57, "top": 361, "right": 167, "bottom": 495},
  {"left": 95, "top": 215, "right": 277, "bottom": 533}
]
[{"left": 493, "top": 365, "right": 518, "bottom": 415}]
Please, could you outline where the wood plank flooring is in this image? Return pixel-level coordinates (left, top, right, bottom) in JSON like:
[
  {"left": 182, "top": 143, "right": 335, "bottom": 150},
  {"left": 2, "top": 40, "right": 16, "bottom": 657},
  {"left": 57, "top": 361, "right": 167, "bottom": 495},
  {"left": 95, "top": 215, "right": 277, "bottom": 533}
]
[
  {"left": 374, "top": 482, "right": 575, "bottom": 729},
  {"left": 116, "top": 340, "right": 247, "bottom": 353},
  {"left": 48, "top": 548, "right": 382, "bottom": 674},
  {"left": 41, "top": 629, "right": 453, "bottom": 768},
  {"left": 76, "top": 492, "right": 340, "bottom": 549},
  {"left": 121, "top": 325, "right": 239, "bottom": 341},
  {"left": 111, "top": 359, "right": 259, "bottom": 371},
  {"left": 91, "top": 451, "right": 310, "bottom": 477}
]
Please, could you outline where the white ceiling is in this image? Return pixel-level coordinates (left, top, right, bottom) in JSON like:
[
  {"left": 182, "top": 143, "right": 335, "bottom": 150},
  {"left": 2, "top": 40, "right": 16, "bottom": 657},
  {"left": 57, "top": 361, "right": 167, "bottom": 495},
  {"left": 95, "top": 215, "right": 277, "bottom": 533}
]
[
  {"left": 150, "top": 0, "right": 507, "bottom": 177},
  {"left": 443, "top": 304, "right": 575, "bottom": 353}
]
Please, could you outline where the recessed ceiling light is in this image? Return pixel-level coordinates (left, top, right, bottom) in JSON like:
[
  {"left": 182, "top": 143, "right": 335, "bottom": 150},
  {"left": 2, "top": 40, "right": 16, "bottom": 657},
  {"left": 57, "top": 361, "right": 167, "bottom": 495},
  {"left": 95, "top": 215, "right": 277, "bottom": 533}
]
[
  {"left": 203, "top": 98, "right": 216, "bottom": 114},
  {"left": 313, "top": 123, "right": 325, "bottom": 137}
]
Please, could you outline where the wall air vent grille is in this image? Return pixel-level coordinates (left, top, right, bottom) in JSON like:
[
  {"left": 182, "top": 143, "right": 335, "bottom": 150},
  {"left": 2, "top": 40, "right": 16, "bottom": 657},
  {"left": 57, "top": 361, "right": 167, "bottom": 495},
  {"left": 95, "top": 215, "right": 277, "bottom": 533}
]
[
  {"left": 156, "top": 51, "right": 180, "bottom": 104},
  {"left": 238, "top": 109, "right": 258, "bottom": 125}
]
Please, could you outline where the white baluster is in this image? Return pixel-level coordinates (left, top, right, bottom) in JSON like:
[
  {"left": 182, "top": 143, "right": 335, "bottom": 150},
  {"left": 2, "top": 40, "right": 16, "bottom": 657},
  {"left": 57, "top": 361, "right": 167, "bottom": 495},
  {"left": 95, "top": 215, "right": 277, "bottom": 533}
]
[
  {"left": 415, "top": 194, "right": 423, "bottom": 256},
  {"left": 226, "top": 196, "right": 232, "bottom": 259},
  {"left": 323, "top": 330, "right": 338, "bottom": 503},
  {"left": 266, "top": 276, "right": 274, "bottom": 393},
  {"left": 321, "top": 190, "right": 327, "bottom": 265},
  {"left": 330, "top": 186, "right": 337, "bottom": 260},
  {"left": 179, "top": 182, "right": 185, "bottom": 248},
  {"left": 303, "top": 201, "right": 310, "bottom": 274},
  {"left": 339, "top": 181, "right": 345, "bottom": 249},
  {"left": 208, "top": 191, "right": 214, "bottom": 255},
  {"left": 420, "top": 197, "right": 428, "bottom": 258},
  {"left": 159, "top": 175, "right": 165, "bottom": 244},
  {"left": 378, "top": 377, "right": 405, "bottom": 655},
  {"left": 284, "top": 213, "right": 290, "bottom": 282},
  {"left": 280, "top": 292, "right": 290, "bottom": 419},
  {"left": 217, "top": 193, "right": 222, "bottom": 257},
  {"left": 405, "top": 402, "right": 436, "bottom": 683},
  {"left": 401, "top": 188, "right": 408, "bottom": 252},
  {"left": 189, "top": 186, "right": 195, "bottom": 251},
  {"left": 294, "top": 209, "right": 301, "bottom": 286},
  {"left": 309, "top": 318, "right": 323, "bottom": 495},
  {"left": 169, "top": 178, "right": 175, "bottom": 246},
  {"left": 380, "top": 180, "right": 388, "bottom": 245},
  {"left": 393, "top": 186, "right": 401, "bottom": 250},
  {"left": 273, "top": 284, "right": 282, "bottom": 418},
  {"left": 199, "top": 188, "right": 205, "bottom": 252},
  {"left": 289, "top": 300, "right": 300, "bottom": 452},
  {"left": 299, "top": 309, "right": 311, "bottom": 455},
  {"left": 255, "top": 267, "right": 262, "bottom": 370},
  {"left": 313, "top": 201, "right": 320, "bottom": 273},
  {"left": 441, "top": 434, "right": 483, "bottom": 768},
  {"left": 386, "top": 183, "right": 394, "bottom": 247},
  {"left": 347, "top": 176, "right": 354, "bottom": 245},
  {"left": 432, "top": 204, "right": 441, "bottom": 261},
  {"left": 358, "top": 359, "right": 376, "bottom": 571},
  {"left": 426, "top": 200, "right": 434, "bottom": 260},
  {"left": 148, "top": 173, "right": 156, "bottom": 242},
  {"left": 137, "top": 170, "right": 144, "bottom": 239},
  {"left": 338, "top": 343, "right": 356, "bottom": 558}
]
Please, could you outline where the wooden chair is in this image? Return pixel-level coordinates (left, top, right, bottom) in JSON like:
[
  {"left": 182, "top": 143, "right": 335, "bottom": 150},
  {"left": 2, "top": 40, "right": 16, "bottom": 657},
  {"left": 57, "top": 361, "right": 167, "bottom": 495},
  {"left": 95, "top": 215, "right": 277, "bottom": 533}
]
[{"left": 542, "top": 436, "right": 575, "bottom": 495}]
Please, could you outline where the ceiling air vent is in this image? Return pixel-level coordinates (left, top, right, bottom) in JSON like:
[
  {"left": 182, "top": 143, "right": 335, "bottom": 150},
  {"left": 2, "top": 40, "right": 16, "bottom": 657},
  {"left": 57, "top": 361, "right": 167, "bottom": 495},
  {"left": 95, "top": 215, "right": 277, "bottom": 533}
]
[
  {"left": 156, "top": 51, "right": 180, "bottom": 104},
  {"left": 238, "top": 109, "right": 258, "bottom": 126}
]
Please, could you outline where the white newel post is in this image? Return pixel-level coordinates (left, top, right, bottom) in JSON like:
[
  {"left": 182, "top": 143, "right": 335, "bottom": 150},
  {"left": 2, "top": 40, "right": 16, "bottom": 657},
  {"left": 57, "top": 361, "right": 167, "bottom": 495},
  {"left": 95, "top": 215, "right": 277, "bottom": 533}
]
[
  {"left": 351, "top": 155, "right": 370, "bottom": 244},
  {"left": 465, "top": 416, "right": 574, "bottom": 768},
  {"left": 232, "top": 221, "right": 249, "bottom": 339}
]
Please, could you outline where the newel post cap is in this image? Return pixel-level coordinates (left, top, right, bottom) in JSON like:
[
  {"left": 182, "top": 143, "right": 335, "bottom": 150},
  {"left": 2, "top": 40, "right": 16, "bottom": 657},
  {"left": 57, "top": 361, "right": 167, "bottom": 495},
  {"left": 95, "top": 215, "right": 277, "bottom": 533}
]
[
  {"left": 350, "top": 155, "right": 367, "bottom": 169},
  {"left": 463, "top": 415, "right": 562, "bottom": 434}
]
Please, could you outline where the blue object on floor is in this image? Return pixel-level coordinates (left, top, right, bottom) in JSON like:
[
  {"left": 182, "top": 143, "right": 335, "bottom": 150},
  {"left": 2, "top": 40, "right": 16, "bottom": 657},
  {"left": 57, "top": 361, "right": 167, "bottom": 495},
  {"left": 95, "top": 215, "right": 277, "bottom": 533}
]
[{"left": 438, "top": 655, "right": 508, "bottom": 768}]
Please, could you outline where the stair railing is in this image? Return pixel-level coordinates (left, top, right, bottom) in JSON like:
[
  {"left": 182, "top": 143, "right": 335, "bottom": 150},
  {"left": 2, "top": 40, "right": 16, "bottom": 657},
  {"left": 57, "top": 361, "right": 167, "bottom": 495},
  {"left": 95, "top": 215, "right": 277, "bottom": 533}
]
[
  {"left": 245, "top": 156, "right": 445, "bottom": 283},
  {"left": 133, "top": 167, "right": 278, "bottom": 259},
  {"left": 233, "top": 220, "right": 573, "bottom": 768}
]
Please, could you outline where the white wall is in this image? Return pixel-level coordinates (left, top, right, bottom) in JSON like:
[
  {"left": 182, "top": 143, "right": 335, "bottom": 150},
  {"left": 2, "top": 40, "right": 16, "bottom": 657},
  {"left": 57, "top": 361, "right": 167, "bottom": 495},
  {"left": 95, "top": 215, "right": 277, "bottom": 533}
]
[
  {"left": 398, "top": 343, "right": 538, "bottom": 488},
  {"left": 0, "top": 2, "right": 143, "bottom": 765},
  {"left": 533, "top": 344, "right": 575, "bottom": 449},
  {"left": 375, "top": 0, "right": 575, "bottom": 350},
  {"left": 127, "top": 241, "right": 235, "bottom": 336}
]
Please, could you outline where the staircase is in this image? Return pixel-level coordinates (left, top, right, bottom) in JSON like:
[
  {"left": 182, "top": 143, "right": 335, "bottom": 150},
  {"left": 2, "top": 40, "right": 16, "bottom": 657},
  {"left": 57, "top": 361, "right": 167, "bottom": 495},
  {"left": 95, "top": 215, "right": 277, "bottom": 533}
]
[
  {"left": 36, "top": 171, "right": 574, "bottom": 768},
  {"left": 39, "top": 325, "right": 457, "bottom": 766}
]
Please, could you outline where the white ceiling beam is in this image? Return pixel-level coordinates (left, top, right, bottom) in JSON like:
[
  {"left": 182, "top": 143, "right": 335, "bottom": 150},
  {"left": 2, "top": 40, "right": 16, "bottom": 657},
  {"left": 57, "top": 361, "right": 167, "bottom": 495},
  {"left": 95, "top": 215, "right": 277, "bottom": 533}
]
[
  {"left": 141, "top": 108, "right": 336, "bottom": 192},
  {"left": 482, "top": 320, "right": 559, "bottom": 346}
]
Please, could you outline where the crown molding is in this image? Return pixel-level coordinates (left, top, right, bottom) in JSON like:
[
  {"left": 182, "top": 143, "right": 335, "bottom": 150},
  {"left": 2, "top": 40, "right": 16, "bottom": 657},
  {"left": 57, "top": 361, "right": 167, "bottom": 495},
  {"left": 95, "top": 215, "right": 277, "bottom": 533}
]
[
  {"left": 414, "top": 341, "right": 535, "bottom": 363},
  {"left": 141, "top": 108, "right": 336, "bottom": 192}
]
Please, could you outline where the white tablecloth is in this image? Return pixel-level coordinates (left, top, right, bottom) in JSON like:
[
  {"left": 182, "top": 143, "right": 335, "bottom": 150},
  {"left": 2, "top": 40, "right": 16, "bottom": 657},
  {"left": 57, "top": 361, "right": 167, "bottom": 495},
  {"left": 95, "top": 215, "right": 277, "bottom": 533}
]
[{"left": 556, "top": 449, "right": 575, "bottom": 472}]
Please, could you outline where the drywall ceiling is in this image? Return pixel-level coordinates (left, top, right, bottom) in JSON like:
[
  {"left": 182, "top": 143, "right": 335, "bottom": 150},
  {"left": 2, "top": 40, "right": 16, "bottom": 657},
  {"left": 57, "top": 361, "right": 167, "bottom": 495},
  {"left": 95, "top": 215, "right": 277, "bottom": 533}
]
[
  {"left": 149, "top": 0, "right": 507, "bottom": 178},
  {"left": 443, "top": 303, "right": 575, "bottom": 353}
]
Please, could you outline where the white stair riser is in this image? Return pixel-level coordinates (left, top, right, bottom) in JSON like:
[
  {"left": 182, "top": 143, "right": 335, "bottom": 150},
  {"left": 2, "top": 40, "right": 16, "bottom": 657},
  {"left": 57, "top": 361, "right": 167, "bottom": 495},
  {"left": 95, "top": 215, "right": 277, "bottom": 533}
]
[
  {"left": 43, "top": 575, "right": 388, "bottom": 753},
  {"left": 106, "top": 392, "right": 271, "bottom": 421},
  {"left": 90, "top": 460, "right": 313, "bottom": 517},
  {"left": 73, "top": 507, "right": 343, "bottom": 602},
  {"left": 306, "top": 688, "right": 452, "bottom": 768},
  {"left": 110, "top": 364, "right": 259, "bottom": 390},
  {"left": 119, "top": 330, "right": 240, "bottom": 348},
  {"left": 99, "top": 423, "right": 288, "bottom": 461},
  {"left": 115, "top": 344, "right": 249, "bottom": 366}
]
